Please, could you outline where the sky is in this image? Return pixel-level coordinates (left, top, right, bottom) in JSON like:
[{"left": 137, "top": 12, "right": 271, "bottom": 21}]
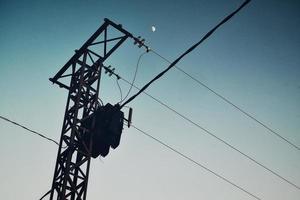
[{"left": 0, "top": 0, "right": 300, "bottom": 199}]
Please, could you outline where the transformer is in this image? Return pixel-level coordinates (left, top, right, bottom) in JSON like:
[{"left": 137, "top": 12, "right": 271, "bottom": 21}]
[{"left": 80, "top": 103, "right": 124, "bottom": 158}]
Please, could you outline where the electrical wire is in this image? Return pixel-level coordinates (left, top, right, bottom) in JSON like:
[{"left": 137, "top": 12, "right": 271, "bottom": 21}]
[
  {"left": 130, "top": 124, "right": 262, "bottom": 200},
  {"left": 149, "top": 50, "right": 300, "bottom": 151},
  {"left": 0, "top": 116, "right": 95, "bottom": 199},
  {"left": 116, "top": 78, "right": 123, "bottom": 102},
  {"left": 40, "top": 125, "right": 262, "bottom": 200},
  {"left": 2, "top": 112, "right": 295, "bottom": 200},
  {"left": 120, "top": 0, "right": 252, "bottom": 109},
  {"left": 119, "top": 77, "right": 300, "bottom": 190},
  {"left": 0, "top": 115, "right": 60, "bottom": 147},
  {"left": 0, "top": 114, "right": 104, "bottom": 156},
  {"left": 134, "top": 1, "right": 300, "bottom": 151},
  {"left": 120, "top": 51, "right": 147, "bottom": 103},
  {"left": 39, "top": 189, "right": 51, "bottom": 200}
]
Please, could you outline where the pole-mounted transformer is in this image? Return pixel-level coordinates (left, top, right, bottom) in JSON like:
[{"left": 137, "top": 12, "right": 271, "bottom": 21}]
[{"left": 80, "top": 103, "right": 124, "bottom": 158}]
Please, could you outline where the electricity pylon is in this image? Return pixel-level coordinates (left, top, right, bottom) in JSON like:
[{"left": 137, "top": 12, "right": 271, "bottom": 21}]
[{"left": 49, "top": 18, "right": 135, "bottom": 200}]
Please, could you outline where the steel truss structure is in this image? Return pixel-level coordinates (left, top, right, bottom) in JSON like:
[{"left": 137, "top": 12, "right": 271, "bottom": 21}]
[{"left": 49, "top": 18, "right": 134, "bottom": 200}]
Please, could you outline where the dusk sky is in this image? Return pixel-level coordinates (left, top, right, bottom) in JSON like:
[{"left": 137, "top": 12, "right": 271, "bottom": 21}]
[{"left": 0, "top": 0, "right": 299, "bottom": 200}]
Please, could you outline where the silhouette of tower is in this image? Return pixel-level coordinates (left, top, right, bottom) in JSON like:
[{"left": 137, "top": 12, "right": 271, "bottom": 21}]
[{"left": 49, "top": 19, "right": 132, "bottom": 200}]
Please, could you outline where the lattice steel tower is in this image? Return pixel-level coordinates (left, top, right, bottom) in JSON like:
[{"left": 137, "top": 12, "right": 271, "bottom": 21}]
[{"left": 49, "top": 18, "right": 138, "bottom": 200}]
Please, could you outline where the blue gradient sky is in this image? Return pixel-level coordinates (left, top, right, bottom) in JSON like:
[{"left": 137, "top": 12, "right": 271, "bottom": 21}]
[{"left": 0, "top": 0, "right": 299, "bottom": 199}]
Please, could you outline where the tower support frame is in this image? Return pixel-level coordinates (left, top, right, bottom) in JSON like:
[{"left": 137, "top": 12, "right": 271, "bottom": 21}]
[{"left": 49, "top": 19, "right": 132, "bottom": 200}]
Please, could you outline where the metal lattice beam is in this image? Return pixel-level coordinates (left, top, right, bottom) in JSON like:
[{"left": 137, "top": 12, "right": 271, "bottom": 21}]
[{"left": 49, "top": 19, "right": 132, "bottom": 200}]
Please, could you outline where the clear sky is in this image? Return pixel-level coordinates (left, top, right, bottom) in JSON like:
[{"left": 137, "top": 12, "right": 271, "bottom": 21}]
[{"left": 0, "top": 0, "right": 299, "bottom": 199}]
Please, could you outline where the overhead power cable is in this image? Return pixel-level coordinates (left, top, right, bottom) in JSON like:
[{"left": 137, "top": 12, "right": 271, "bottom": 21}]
[
  {"left": 116, "top": 78, "right": 123, "bottom": 102},
  {"left": 120, "top": 51, "right": 148, "bottom": 103},
  {"left": 120, "top": 0, "right": 252, "bottom": 109},
  {"left": 0, "top": 115, "right": 60, "bottom": 147},
  {"left": 0, "top": 115, "right": 94, "bottom": 159},
  {"left": 134, "top": 1, "right": 299, "bottom": 150},
  {"left": 130, "top": 124, "right": 262, "bottom": 200},
  {"left": 39, "top": 189, "right": 51, "bottom": 200},
  {"left": 150, "top": 49, "right": 300, "bottom": 151},
  {"left": 119, "top": 77, "right": 300, "bottom": 190}
]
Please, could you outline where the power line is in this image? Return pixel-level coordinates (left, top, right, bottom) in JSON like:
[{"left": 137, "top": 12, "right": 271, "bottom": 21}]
[
  {"left": 2, "top": 109, "right": 298, "bottom": 196},
  {"left": 130, "top": 124, "right": 262, "bottom": 200},
  {"left": 0, "top": 115, "right": 97, "bottom": 157},
  {"left": 150, "top": 49, "right": 300, "bottom": 151},
  {"left": 144, "top": 10, "right": 299, "bottom": 151},
  {"left": 120, "top": 51, "right": 148, "bottom": 103},
  {"left": 116, "top": 78, "right": 123, "bottom": 102},
  {"left": 2, "top": 113, "right": 260, "bottom": 199},
  {"left": 119, "top": 77, "right": 300, "bottom": 190},
  {"left": 120, "top": 0, "right": 252, "bottom": 109},
  {"left": 9, "top": 115, "right": 262, "bottom": 200},
  {"left": 39, "top": 189, "right": 51, "bottom": 200},
  {"left": 1, "top": 112, "right": 105, "bottom": 200},
  {"left": 0, "top": 115, "right": 60, "bottom": 147}
]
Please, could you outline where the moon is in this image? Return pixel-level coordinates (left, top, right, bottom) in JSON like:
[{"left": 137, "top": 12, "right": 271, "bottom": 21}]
[{"left": 151, "top": 26, "right": 156, "bottom": 32}]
